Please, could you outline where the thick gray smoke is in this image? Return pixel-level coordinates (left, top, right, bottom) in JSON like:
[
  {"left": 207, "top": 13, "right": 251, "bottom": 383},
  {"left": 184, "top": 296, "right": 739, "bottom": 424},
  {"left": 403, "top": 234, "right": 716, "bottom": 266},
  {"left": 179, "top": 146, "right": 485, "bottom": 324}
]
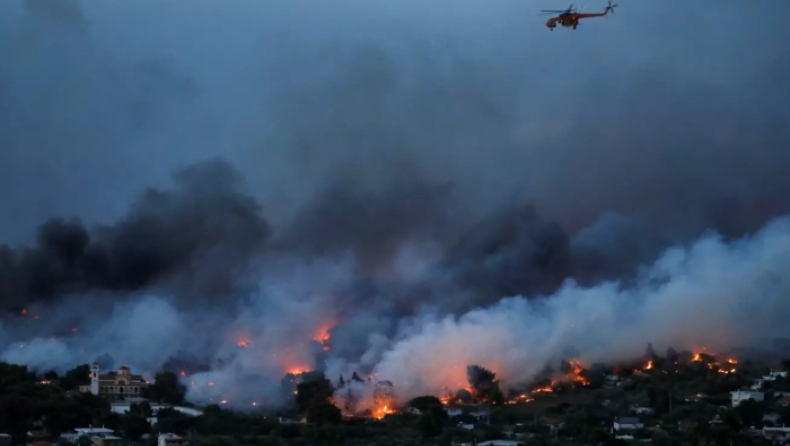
[{"left": 1, "top": 0, "right": 789, "bottom": 409}]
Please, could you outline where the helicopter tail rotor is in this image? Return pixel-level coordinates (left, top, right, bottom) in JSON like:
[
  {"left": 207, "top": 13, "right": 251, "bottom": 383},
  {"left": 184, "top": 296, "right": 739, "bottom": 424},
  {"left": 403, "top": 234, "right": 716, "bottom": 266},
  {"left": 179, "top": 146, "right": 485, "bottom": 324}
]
[{"left": 605, "top": 0, "right": 618, "bottom": 14}]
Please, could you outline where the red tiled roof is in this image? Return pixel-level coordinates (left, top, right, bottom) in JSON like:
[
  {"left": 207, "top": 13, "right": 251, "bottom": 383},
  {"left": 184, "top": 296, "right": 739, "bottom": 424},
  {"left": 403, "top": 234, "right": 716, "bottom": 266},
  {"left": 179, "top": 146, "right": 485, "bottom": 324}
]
[{"left": 98, "top": 372, "right": 147, "bottom": 384}]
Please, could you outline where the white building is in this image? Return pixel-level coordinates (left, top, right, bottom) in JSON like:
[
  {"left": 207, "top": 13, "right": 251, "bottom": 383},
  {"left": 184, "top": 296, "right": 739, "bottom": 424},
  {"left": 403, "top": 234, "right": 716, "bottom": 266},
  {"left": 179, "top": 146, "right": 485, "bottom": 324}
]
[
  {"left": 445, "top": 407, "right": 463, "bottom": 417},
  {"left": 478, "top": 441, "right": 525, "bottom": 446},
  {"left": 632, "top": 406, "right": 654, "bottom": 415},
  {"left": 763, "top": 426, "right": 790, "bottom": 442},
  {"left": 613, "top": 417, "right": 643, "bottom": 431},
  {"left": 753, "top": 370, "right": 789, "bottom": 389},
  {"left": 74, "top": 428, "right": 115, "bottom": 438},
  {"left": 110, "top": 403, "right": 203, "bottom": 417},
  {"left": 765, "top": 370, "right": 788, "bottom": 380},
  {"left": 731, "top": 390, "right": 765, "bottom": 407},
  {"left": 158, "top": 433, "right": 187, "bottom": 446}
]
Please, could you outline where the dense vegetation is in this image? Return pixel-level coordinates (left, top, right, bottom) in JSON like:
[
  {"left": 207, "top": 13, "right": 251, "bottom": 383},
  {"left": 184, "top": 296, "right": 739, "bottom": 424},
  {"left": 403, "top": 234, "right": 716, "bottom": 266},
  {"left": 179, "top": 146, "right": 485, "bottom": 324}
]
[{"left": 2, "top": 351, "right": 790, "bottom": 446}]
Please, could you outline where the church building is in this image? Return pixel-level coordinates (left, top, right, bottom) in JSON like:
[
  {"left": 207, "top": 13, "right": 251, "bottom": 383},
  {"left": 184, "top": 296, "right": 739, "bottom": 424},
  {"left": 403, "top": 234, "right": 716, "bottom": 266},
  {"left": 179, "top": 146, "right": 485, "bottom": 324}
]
[{"left": 79, "top": 364, "right": 149, "bottom": 401}]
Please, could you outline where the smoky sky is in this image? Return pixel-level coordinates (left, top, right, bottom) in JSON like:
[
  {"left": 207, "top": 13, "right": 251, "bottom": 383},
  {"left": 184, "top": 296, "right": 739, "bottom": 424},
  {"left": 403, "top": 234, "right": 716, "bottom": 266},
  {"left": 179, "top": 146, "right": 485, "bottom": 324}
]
[{"left": 1, "top": 0, "right": 790, "bottom": 408}]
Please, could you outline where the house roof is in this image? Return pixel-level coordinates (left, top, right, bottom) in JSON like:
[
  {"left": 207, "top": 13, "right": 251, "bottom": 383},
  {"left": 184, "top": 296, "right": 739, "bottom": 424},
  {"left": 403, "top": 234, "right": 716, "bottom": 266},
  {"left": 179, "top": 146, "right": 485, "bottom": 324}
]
[
  {"left": 615, "top": 417, "right": 640, "bottom": 424},
  {"left": 119, "top": 365, "right": 130, "bottom": 371},
  {"left": 97, "top": 372, "right": 146, "bottom": 383},
  {"left": 26, "top": 431, "right": 49, "bottom": 438}
]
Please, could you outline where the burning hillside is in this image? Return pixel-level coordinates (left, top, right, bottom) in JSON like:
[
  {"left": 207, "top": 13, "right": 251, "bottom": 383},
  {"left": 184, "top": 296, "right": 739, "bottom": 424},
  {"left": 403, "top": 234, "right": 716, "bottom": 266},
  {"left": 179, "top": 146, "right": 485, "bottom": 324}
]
[{"left": 270, "top": 339, "right": 778, "bottom": 422}]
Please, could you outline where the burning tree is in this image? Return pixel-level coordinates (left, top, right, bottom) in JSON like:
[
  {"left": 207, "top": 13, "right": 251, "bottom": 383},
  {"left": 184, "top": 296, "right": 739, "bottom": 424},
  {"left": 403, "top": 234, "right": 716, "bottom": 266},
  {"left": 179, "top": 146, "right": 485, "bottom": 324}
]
[
  {"left": 372, "top": 380, "right": 396, "bottom": 419},
  {"left": 466, "top": 365, "right": 504, "bottom": 405}
]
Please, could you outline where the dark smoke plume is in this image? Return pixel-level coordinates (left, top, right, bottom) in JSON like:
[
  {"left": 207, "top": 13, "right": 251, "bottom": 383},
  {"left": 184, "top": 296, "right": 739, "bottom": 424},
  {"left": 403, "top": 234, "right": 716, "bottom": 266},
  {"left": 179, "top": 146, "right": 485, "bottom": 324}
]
[{"left": 0, "top": 158, "right": 270, "bottom": 311}]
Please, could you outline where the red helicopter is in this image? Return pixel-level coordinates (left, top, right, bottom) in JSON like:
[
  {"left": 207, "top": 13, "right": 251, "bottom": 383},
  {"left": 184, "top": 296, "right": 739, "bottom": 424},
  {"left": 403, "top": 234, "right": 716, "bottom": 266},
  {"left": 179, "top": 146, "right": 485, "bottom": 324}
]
[{"left": 540, "top": 1, "right": 618, "bottom": 30}]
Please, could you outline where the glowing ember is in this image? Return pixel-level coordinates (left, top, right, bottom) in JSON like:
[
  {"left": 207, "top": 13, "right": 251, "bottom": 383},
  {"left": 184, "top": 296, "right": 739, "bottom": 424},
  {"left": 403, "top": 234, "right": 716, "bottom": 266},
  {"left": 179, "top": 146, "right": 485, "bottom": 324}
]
[
  {"left": 20, "top": 308, "right": 26, "bottom": 315},
  {"left": 180, "top": 371, "right": 186, "bottom": 377},
  {"left": 286, "top": 367, "right": 309, "bottom": 375},
  {"left": 645, "top": 360, "right": 653, "bottom": 370},
  {"left": 237, "top": 336, "right": 251, "bottom": 348},
  {"left": 507, "top": 394, "right": 535, "bottom": 405}
]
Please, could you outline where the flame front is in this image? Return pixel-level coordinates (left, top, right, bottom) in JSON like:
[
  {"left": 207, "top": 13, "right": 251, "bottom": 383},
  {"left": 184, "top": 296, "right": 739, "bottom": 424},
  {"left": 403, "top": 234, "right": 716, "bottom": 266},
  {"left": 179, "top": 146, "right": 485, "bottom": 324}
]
[{"left": 373, "top": 405, "right": 394, "bottom": 419}]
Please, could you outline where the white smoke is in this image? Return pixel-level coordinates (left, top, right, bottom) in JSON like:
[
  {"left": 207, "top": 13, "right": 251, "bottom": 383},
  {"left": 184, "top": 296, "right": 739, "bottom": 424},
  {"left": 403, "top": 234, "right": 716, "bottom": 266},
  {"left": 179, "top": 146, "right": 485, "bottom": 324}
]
[{"left": 369, "top": 215, "right": 790, "bottom": 401}]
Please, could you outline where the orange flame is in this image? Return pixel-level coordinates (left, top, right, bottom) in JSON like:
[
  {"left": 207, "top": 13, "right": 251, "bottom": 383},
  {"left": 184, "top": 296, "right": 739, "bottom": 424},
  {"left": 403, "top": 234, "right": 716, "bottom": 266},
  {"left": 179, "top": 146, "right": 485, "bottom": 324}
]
[
  {"left": 566, "top": 360, "right": 589, "bottom": 385},
  {"left": 313, "top": 322, "right": 334, "bottom": 351},
  {"left": 645, "top": 360, "right": 653, "bottom": 370},
  {"left": 237, "top": 336, "right": 251, "bottom": 348},
  {"left": 373, "top": 405, "right": 394, "bottom": 419}
]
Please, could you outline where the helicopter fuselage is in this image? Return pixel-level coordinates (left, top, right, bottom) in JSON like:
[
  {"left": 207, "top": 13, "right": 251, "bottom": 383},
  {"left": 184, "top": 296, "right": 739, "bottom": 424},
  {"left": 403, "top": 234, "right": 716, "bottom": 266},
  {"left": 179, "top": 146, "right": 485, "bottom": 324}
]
[
  {"left": 545, "top": 8, "right": 611, "bottom": 30},
  {"left": 545, "top": 14, "right": 578, "bottom": 29}
]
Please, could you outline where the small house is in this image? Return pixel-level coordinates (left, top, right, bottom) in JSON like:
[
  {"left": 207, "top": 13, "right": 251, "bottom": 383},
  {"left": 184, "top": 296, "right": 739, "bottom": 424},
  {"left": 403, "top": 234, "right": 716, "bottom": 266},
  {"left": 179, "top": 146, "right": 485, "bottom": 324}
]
[
  {"left": 731, "top": 390, "right": 764, "bottom": 407},
  {"left": 158, "top": 433, "right": 187, "bottom": 446},
  {"left": 613, "top": 416, "right": 643, "bottom": 431}
]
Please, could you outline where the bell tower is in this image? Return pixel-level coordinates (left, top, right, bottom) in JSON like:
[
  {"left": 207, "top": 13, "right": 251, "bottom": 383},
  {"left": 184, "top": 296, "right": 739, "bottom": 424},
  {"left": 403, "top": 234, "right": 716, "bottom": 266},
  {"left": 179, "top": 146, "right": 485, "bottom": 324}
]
[{"left": 90, "top": 363, "right": 100, "bottom": 395}]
